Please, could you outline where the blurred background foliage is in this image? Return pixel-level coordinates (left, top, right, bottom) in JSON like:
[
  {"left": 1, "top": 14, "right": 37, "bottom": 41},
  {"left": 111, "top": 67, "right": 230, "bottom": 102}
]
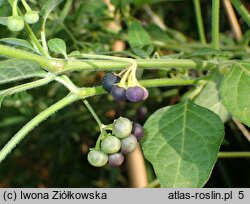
[{"left": 0, "top": 0, "right": 250, "bottom": 187}]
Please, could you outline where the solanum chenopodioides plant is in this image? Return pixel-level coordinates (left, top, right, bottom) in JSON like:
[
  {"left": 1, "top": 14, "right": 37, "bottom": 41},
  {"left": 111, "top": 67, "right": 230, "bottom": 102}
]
[{"left": 0, "top": 0, "right": 249, "bottom": 187}]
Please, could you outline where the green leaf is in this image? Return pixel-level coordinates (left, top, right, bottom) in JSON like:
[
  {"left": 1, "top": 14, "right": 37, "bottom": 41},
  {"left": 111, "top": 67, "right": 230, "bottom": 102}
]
[
  {"left": 142, "top": 100, "right": 224, "bottom": 187},
  {"left": 220, "top": 63, "right": 250, "bottom": 127},
  {"left": 128, "top": 21, "right": 151, "bottom": 48},
  {"left": 0, "top": 59, "right": 47, "bottom": 84},
  {"left": 195, "top": 72, "right": 230, "bottom": 123},
  {"left": 48, "top": 38, "right": 67, "bottom": 57},
  {"left": 0, "top": 38, "right": 39, "bottom": 53},
  {"left": 145, "top": 24, "right": 175, "bottom": 43}
]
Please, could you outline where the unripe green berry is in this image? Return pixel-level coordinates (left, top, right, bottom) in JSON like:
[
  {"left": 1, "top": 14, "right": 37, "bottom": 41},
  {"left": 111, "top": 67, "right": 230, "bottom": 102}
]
[
  {"left": 101, "top": 136, "right": 121, "bottom": 154},
  {"left": 87, "top": 149, "right": 108, "bottom": 167},
  {"left": 7, "top": 16, "right": 24, "bottom": 32},
  {"left": 24, "top": 11, "right": 39, "bottom": 24},
  {"left": 113, "top": 117, "right": 132, "bottom": 139}
]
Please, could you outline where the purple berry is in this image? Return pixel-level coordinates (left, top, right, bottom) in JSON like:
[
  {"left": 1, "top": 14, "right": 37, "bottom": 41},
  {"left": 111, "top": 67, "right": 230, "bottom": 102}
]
[
  {"left": 111, "top": 85, "right": 127, "bottom": 101},
  {"left": 121, "top": 134, "right": 138, "bottom": 154},
  {"left": 126, "top": 86, "right": 145, "bottom": 102},
  {"left": 131, "top": 123, "right": 144, "bottom": 141},
  {"left": 108, "top": 153, "right": 124, "bottom": 167},
  {"left": 102, "top": 73, "right": 120, "bottom": 92}
]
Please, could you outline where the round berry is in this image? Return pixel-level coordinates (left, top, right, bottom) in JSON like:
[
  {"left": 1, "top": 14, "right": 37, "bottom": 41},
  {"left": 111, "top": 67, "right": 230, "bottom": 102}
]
[
  {"left": 87, "top": 149, "right": 108, "bottom": 167},
  {"left": 126, "top": 86, "right": 145, "bottom": 102},
  {"left": 101, "top": 135, "right": 121, "bottom": 154},
  {"left": 102, "top": 73, "right": 120, "bottom": 92},
  {"left": 24, "top": 11, "right": 39, "bottom": 24},
  {"left": 111, "top": 85, "right": 127, "bottom": 101},
  {"left": 113, "top": 117, "right": 132, "bottom": 138},
  {"left": 7, "top": 16, "right": 24, "bottom": 32},
  {"left": 121, "top": 134, "right": 138, "bottom": 154},
  {"left": 142, "top": 87, "right": 149, "bottom": 100},
  {"left": 108, "top": 153, "right": 124, "bottom": 167},
  {"left": 131, "top": 123, "right": 144, "bottom": 141}
]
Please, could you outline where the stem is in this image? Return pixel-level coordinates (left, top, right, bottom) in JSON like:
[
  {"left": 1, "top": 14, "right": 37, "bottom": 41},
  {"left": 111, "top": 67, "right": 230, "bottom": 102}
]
[
  {"left": 0, "top": 44, "right": 217, "bottom": 73},
  {"left": 139, "top": 78, "right": 196, "bottom": 87},
  {"left": 223, "top": 0, "right": 243, "bottom": 41},
  {"left": 21, "top": 0, "right": 31, "bottom": 12},
  {"left": 0, "top": 93, "right": 78, "bottom": 163},
  {"left": 55, "top": 75, "right": 80, "bottom": 96},
  {"left": 212, "top": 0, "right": 220, "bottom": 49},
  {"left": 193, "top": 0, "right": 206, "bottom": 44},
  {"left": 0, "top": 86, "right": 107, "bottom": 163},
  {"left": 231, "top": 0, "right": 250, "bottom": 26},
  {"left": 82, "top": 99, "right": 104, "bottom": 128},
  {"left": 16, "top": 8, "right": 49, "bottom": 57},
  {"left": 24, "top": 21, "right": 48, "bottom": 57},
  {"left": 145, "top": 179, "right": 160, "bottom": 188},
  {"left": 12, "top": 0, "right": 18, "bottom": 16},
  {"left": 0, "top": 74, "right": 55, "bottom": 97},
  {"left": 218, "top": 152, "right": 250, "bottom": 158}
]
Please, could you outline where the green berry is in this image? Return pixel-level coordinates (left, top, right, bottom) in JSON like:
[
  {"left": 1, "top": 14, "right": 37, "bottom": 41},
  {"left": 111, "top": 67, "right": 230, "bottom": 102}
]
[
  {"left": 101, "top": 136, "right": 121, "bottom": 154},
  {"left": 7, "top": 16, "right": 24, "bottom": 32},
  {"left": 87, "top": 149, "right": 108, "bottom": 167},
  {"left": 113, "top": 117, "right": 132, "bottom": 138},
  {"left": 24, "top": 11, "right": 39, "bottom": 24}
]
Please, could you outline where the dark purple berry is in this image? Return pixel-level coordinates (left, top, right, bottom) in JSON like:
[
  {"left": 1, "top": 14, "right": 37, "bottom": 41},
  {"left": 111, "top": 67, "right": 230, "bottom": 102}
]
[
  {"left": 121, "top": 134, "right": 138, "bottom": 154},
  {"left": 131, "top": 123, "right": 144, "bottom": 141},
  {"left": 102, "top": 73, "right": 120, "bottom": 92},
  {"left": 108, "top": 153, "right": 124, "bottom": 167},
  {"left": 111, "top": 85, "right": 127, "bottom": 101},
  {"left": 126, "top": 86, "right": 144, "bottom": 102}
]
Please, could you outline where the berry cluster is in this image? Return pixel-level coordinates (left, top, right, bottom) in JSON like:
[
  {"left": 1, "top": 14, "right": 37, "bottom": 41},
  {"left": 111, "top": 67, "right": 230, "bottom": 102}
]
[
  {"left": 6, "top": 0, "right": 39, "bottom": 32},
  {"left": 102, "top": 73, "right": 149, "bottom": 102},
  {"left": 87, "top": 117, "right": 144, "bottom": 167}
]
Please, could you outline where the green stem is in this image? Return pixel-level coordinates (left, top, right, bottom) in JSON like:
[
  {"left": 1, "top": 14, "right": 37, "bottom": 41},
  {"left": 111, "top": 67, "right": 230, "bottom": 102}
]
[
  {"left": 231, "top": 0, "right": 250, "bottom": 26},
  {"left": 145, "top": 179, "right": 160, "bottom": 188},
  {"left": 0, "top": 74, "right": 55, "bottom": 97},
  {"left": 139, "top": 78, "right": 196, "bottom": 87},
  {"left": 12, "top": 0, "right": 18, "bottom": 16},
  {"left": 212, "top": 0, "right": 220, "bottom": 49},
  {"left": 55, "top": 75, "right": 80, "bottom": 96},
  {"left": 0, "top": 93, "right": 78, "bottom": 163},
  {"left": 21, "top": 0, "right": 31, "bottom": 12},
  {"left": 83, "top": 99, "right": 104, "bottom": 128},
  {"left": 218, "top": 152, "right": 250, "bottom": 158},
  {"left": 0, "top": 86, "right": 106, "bottom": 163},
  {"left": 24, "top": 21, "right": 48, "bottom": 57},
  {"left": 60, "top": 0, "right": 73, "bottom": 23},
  {"left": 0, "top": 44, "right": 217, "bottom": 73},
  {"left": 193, "top": 0, "right": 206, "bottom": 44}
]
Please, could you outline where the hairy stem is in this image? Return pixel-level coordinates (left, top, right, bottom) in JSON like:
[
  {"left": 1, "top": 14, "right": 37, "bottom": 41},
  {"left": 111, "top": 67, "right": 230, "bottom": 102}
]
[
  {"left": 193, "top": 0, "right": 206, "bottom": 44},
  {"left": 212, "top": 0, "right": 220, "bottom": 49},
  {"left": 0, "top": 74, "right": 55, "bottom": 97},
  {"left": 0, "top": 44, "right": 217, "bottom": 73},
  {"left": 0, "top": 93, "right": 78, "bottom": 163}
]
